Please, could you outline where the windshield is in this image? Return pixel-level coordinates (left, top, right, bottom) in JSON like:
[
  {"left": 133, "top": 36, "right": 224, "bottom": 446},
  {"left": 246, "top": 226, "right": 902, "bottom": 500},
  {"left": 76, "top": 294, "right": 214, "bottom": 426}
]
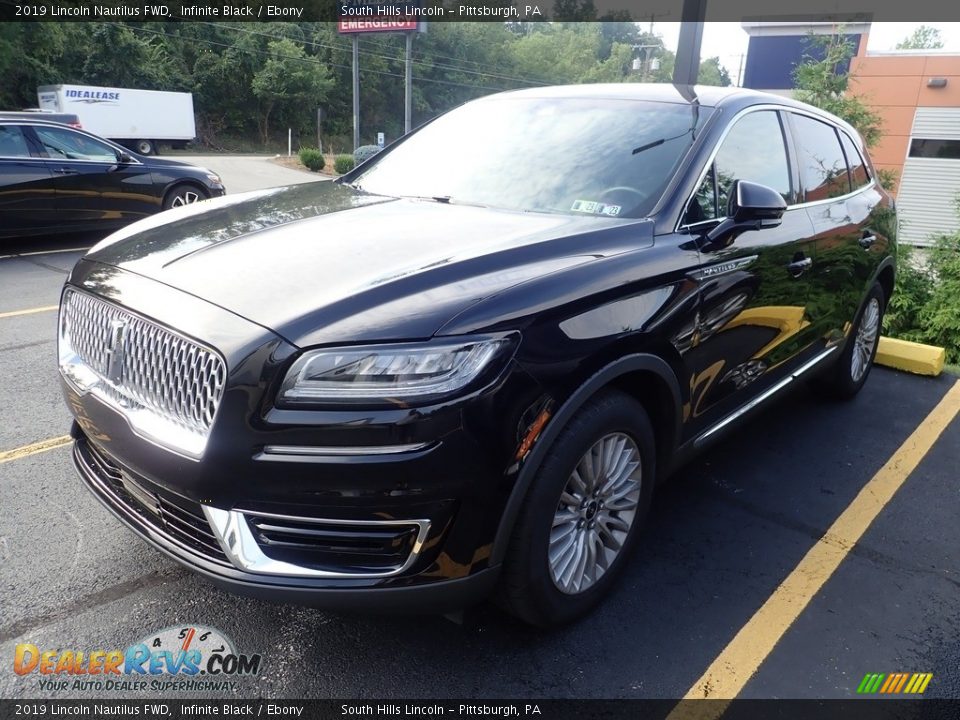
[{"left": 351, "top": 96, "right": 711, "bottom": 218}]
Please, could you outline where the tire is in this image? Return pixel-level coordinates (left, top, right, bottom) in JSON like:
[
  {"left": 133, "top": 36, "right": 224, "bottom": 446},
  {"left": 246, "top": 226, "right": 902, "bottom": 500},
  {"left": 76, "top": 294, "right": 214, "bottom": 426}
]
[
  {"left": 817, "top": 282, "right": 886, "bottom": 400},
  {"left": 135, "top": 139, "right": 155, "bottom": 155},
  {"left": 163, "top": 184, "right": 207, "bottom": 211},
  {"left": 497, "top": 389, "right": 656, "bottom": 627}
]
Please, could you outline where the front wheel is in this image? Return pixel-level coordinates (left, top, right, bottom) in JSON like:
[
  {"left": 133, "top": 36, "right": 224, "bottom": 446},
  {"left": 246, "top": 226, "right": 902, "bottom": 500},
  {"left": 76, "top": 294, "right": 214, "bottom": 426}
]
[
  {"left": 135, "top": 139, "right": 155, "bottom": 155},
  {"left": 163, "top": 184, "right": 207, "bottom": 210},
  {"left": 817, "top": 282, "right": 886, "bottom": 400},
  {"left": 497, "top": 389, "right": 655, "bottom": 627}
]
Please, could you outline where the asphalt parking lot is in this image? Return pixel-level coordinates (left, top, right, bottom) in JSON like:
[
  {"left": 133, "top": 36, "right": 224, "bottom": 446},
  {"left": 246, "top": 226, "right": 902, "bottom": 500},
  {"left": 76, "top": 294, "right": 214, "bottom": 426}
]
[
  {"left": 1, "top": 168, "right": 959, "bottom": 702},
  {"left": 174, "top": 154, "right": 320, "bottom": 194}
]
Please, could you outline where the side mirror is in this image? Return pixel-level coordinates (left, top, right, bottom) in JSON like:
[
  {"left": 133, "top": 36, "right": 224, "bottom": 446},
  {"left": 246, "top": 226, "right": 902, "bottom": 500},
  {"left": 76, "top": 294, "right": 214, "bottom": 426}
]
[
  {"left": 729, "top": 180, "right": 787, "bottom": 223},
  {"left": 701, "top": 180, "right": 787, "bottom": 251},
  {"left": 116, "top": 150, "right": 135, "bottom": 164}
]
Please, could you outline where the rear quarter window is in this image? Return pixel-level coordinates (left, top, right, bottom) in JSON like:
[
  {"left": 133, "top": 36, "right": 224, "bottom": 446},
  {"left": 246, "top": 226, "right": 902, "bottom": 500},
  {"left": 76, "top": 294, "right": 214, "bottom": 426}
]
[
  {"left": 791, "top": 114, "right": 851, "bottom": 201},
  {"left": 839, "top": 131, "right": 870, "bottom": 190}
]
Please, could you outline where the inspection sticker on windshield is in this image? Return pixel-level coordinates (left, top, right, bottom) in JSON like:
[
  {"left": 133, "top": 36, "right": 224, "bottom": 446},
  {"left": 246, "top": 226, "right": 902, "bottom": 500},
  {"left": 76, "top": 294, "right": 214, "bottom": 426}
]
[{"left": 571, "top": 200, "right": 621, "bottom": 216}]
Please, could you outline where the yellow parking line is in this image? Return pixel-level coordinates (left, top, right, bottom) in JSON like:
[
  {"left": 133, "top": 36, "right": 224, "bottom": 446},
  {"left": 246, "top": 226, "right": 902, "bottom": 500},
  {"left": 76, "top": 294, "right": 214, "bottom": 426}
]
[
  {"left": 0, "top": 305, "right": 58, "bottom": 320},
  {"left": 668, "top": 379, "right": 960, "bottom": 718},
  {"left": 0, "top": 435, "right": 72, "bottom": 465}
]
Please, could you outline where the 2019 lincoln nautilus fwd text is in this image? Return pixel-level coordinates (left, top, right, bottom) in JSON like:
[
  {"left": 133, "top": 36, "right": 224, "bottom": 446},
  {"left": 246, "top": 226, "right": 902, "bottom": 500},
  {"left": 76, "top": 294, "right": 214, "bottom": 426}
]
[{"left": 59, "top": 84, "right": 896, "bottom": 627}]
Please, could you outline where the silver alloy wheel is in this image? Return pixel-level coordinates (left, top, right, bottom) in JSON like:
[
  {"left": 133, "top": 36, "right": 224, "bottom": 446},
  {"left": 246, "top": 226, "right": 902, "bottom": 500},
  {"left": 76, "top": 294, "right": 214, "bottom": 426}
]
[
  {"left": 171, "top": 190, "right": 201, "bottom": 207},
  {"left": 548, "top": 432, "right": 642, "bottom": 595},
  {"left": 851, "top": 297, "right": 881, "bottom": 382}
]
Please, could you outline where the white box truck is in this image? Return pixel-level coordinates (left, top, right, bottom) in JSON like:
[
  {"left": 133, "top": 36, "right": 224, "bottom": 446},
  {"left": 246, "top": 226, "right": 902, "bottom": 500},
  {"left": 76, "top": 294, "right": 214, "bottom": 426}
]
[{"left": 37, "top": 84, "right": 196, "bottom": 155}]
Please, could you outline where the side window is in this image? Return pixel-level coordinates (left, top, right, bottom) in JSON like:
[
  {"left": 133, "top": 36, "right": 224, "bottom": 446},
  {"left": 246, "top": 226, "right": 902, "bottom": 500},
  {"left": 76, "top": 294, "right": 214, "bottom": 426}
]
[
  {"left": 839, "top": 131, "right": 870, "bottom": 190},
  {"left": 791, "top": 114, "right": 851, "bottom": 201},
  {"left": 716, "top": 111, "right": 792, "bottom": 212},
  {"left": 33, "top": 126, "right": 118, "bottom": 162},
  {"left": 683, "top": 111, "right": 791, "bottom": 225},
  {"left": 0, "top": 125, "right": 32, "bottom": 158}
]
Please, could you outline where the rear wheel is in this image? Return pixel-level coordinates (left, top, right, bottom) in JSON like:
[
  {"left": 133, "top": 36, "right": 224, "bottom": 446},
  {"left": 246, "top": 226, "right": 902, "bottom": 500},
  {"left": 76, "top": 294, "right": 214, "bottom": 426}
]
[
  {"left": 497, "top": 390, "right": 655, "bottom": 627},
  {"left": 135, "top": 139, "right": 155, "bottom": 155},
  {"left": 818, "top": 283, "right": 885, "bottom": 400},
  {"left": 163, "top": 184, "right": 207, "bottom": 210}
]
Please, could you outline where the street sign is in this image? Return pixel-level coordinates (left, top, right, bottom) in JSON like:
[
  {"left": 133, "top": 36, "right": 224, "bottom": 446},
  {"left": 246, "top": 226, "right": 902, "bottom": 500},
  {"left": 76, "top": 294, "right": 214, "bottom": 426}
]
[
  {"left": 337, "top": 19, "right": 418, "bottom": 33},
  {"left": 377, "top": 132, "right": 385, "bottom": 148}
]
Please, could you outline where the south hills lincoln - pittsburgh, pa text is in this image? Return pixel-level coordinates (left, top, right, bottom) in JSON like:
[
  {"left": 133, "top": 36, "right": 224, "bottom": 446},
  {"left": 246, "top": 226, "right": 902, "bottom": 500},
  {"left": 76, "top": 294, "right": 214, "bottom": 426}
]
[{"left": 339, "top": 4, "right": 542, "bottom": 17}]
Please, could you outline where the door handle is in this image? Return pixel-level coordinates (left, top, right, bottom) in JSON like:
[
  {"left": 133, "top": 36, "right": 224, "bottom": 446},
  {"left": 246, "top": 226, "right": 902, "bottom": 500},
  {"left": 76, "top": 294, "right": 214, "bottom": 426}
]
[
  {"left": 53, "top": 167, "right": 79, "bottom": 175},
  {"left": 786, "top": 257, "right": 813, "bottom": 276},
  {"left": 859, "top": 234, "right": 877, "bottom": 249}
]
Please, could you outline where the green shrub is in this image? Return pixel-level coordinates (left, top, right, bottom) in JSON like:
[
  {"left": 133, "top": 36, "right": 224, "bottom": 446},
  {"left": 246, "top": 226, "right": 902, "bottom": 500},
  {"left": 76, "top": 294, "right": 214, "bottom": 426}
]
[
  {"left": 334, "top": 154, "right": 356, "bottom": 174},
  {"left": 883, "top": 200, "right": 960, "bottom": 364},
  {"left": 876, "top": 168, "right": 900, "bottom": 193},
  {"left": 354, "top": 145, "right": 382, "bottom": 164},
  {"left": 916, "top": 234, "right": 960, "bottom": 363},
  {"left": 298, "top": 147, "right": 325, "bottom": 172},
  {"left": 883, "top": 243, "right": 931, "bottom": 342}
]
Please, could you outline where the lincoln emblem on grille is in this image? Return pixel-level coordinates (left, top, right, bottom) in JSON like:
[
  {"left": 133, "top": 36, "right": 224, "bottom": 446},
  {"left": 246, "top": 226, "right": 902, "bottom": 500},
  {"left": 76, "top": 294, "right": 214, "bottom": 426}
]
[{"left": 105, "top": 318, "right": 126, "bottom": 385}]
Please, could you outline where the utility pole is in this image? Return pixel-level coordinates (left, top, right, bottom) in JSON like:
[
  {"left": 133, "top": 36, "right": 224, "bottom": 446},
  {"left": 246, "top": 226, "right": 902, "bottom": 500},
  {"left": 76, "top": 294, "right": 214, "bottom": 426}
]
[
  {"left": 404, "top": 32, "right": 413, "bottom": 134},
  {"left": 632, "top": 43, "right": 660, "bottom": 82},
  {"left": 352, "top": 34, "right": 360, "bottom": 151}
]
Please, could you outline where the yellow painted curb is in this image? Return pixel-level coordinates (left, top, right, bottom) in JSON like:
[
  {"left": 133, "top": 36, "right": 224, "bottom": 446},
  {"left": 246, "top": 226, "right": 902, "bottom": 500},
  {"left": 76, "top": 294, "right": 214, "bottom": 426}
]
[{"left": 876, "top": 336, "right": 945, "bottom": 377}]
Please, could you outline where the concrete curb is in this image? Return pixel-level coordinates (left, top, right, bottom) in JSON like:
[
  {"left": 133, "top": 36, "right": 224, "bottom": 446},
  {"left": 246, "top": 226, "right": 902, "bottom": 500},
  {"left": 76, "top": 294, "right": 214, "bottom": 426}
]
[{"left": 876, "top": 336, "right": 946, "bottom": 377}]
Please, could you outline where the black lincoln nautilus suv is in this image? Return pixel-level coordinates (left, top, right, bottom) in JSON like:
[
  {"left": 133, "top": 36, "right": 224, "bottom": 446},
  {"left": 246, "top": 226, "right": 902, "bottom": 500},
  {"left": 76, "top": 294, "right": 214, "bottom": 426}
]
[{"left": 59, "top": 84, "right": 895, "bottom": 626}]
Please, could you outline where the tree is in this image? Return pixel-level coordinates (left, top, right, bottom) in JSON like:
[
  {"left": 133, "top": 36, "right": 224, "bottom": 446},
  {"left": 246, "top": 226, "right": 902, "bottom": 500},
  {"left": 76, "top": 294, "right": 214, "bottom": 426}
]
[
  {"left": 896, "top": 25, "right": 944, "bottom": 50},
  {"left": 792, "top": 32, "right": 883, "bottom": 147},
  {"left": 251, "top": 38, "right": 332, "bottom": 145},
  {"left": 644, "top": 50, "right": 732, "bottom": 87},
  {"left": 697, "top": 56, "right": 732, "bottom": 87},
  {"left": 81, "top": 24, "right": 177, "bottom": 88}
]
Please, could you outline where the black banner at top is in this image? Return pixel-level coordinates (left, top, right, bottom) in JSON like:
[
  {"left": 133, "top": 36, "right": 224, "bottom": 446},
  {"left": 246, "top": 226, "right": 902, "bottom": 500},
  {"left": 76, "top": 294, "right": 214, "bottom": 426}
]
[
  {"left": 1, "top": 700, "right": 960, "bottom": 720},
  {"left": 3, "top": 0, "right": 960, "bottom": 23}
]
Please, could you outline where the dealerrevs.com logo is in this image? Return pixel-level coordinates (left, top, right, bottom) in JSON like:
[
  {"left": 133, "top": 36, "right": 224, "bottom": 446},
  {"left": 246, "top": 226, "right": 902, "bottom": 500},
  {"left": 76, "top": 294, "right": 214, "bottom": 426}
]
[{"left": 13, "top": 625, "right": 262, "bottom": 693}]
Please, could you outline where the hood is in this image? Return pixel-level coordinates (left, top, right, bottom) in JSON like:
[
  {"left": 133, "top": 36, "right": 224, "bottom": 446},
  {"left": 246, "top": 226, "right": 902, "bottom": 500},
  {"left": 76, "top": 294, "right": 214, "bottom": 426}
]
[{"left": 84, "top": 182, "right": 653, "bottom": 346}]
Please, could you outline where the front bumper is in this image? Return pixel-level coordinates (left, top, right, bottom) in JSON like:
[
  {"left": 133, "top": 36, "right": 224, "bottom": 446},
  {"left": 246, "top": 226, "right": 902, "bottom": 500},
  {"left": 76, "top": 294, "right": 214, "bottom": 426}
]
[{"left": 72, "top": 427, "right": 500, "bottom": 612}]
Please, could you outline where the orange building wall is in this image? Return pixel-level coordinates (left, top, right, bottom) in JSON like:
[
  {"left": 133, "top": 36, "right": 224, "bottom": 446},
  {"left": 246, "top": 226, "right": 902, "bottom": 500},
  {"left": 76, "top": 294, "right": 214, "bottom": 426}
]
[{"left": 849, "top": 46, "right": 960, "bottom": 192}]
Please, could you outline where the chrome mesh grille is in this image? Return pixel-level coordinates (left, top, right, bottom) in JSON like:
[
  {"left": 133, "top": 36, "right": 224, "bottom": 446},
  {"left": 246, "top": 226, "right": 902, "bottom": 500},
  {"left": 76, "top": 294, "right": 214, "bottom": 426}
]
[{"left": 61, "top": 289, "right": 226, "bottom": 438}]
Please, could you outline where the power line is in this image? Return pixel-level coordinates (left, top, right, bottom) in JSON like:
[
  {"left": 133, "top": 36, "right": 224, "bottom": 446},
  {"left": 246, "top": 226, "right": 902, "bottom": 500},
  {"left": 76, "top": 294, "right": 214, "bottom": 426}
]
[
  {"left": 114, "top": 23, "right": 515, "bottom": 94},
  {"left": 201, "top": 21, "right": 553, "bottom": 87}
]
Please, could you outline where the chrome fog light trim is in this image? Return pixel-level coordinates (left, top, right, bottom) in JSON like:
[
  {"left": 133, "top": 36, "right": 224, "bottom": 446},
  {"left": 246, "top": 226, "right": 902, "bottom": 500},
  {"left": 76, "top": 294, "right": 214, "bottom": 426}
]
[
  {"left": 260, "top": 442, "right": 431, "bottom": 458},
  {"left": 202, "top": 507, "right": 431, "bottom": 579}
]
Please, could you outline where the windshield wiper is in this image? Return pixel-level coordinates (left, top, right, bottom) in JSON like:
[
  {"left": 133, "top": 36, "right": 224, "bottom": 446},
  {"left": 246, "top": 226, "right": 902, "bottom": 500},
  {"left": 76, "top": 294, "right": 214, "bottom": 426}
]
[
  {"left": 403, "top": 195, "right": 492, "bottom": 209},
  {"left": 632, "top": 127, "right": 694, "bottom": 155}
]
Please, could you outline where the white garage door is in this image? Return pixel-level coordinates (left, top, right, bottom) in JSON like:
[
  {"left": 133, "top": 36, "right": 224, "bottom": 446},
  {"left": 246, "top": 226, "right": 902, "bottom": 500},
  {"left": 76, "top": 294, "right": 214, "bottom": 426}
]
[{"left": 896, "top": 107, "right": 960, "bottom": 246}]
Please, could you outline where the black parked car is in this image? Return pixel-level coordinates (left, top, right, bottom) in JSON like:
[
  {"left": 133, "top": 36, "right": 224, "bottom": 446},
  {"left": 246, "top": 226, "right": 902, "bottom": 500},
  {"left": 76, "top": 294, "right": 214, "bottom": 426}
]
[
  {"left": 59, "top": 85, "right": 895, "bottom": 626},
  {"left": 1, "top": 118, "right": 224, "bottom": 239}
]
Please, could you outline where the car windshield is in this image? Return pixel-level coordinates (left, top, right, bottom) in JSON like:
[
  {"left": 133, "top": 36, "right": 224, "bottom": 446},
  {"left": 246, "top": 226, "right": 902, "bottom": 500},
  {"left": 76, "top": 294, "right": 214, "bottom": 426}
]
[{"left": 350, "top": 96, "right": 711, "bottom": 218}]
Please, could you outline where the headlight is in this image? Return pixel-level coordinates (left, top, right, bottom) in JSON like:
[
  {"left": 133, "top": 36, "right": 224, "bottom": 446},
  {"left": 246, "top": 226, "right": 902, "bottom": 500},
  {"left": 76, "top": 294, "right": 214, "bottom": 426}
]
[
  {"left": 278, "top": 336, "right": 513, "bottom": 405},
  {"left": 206, "top": 173, "right": 222, "bottom": 185}
]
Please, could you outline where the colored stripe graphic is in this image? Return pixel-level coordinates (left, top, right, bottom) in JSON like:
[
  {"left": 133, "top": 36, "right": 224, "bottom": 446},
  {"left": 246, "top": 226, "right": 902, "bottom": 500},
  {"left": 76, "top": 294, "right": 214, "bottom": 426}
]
[
  {"left": 880, "top": 674, "right": 896, "bottom": 693},
  {"left": 857, "top": 673, "right": 932, "bottom": 694}
]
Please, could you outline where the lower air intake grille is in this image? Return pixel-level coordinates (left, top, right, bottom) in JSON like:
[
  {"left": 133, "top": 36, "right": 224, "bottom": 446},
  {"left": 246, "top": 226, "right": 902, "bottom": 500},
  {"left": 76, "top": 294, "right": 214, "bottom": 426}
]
[{"left": 80, "top": 438, "right": 229, "bottom": 565}]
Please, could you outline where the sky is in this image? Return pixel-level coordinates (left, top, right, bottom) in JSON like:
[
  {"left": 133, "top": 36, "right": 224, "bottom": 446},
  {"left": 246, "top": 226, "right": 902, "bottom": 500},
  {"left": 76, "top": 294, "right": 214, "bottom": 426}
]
[{"left": 654, "top": 22, "right": 960, "bottom": 86}]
